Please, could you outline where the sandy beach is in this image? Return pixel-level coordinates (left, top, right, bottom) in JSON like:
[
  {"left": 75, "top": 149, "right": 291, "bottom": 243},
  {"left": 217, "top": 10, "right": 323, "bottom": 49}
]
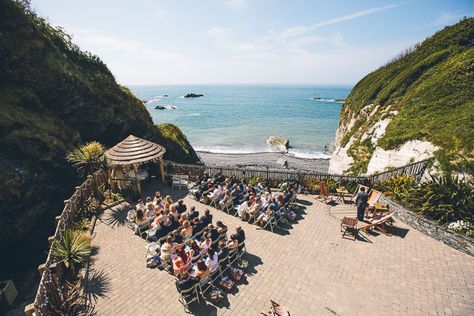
[{"left": 197, "top": 151, "right": 330, "bottom": 173}]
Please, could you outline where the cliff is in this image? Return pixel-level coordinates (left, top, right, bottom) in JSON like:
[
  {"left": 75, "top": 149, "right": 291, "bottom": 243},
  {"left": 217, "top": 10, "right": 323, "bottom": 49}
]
[
  {"left": 329, "top": 18, "right": 474, "bottom": 175},
  {"left": 0, "top": 0, "right": 199, "bottom": 276}
]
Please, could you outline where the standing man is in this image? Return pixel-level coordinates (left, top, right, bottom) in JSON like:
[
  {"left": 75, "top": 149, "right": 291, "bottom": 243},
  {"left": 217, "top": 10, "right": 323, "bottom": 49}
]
[{"left": 355, "top": 187, "right": 369, "bottom": 221}]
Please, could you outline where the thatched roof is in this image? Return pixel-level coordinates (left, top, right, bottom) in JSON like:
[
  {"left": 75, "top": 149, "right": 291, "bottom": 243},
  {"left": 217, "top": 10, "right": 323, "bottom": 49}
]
[{"left": 106, "top": 135, "right": 166, "bottom": 165}]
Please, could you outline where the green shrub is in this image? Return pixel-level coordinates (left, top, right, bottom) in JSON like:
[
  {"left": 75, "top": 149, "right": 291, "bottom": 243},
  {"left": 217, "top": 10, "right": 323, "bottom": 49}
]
[{"left": 405, "top": 174, "right": 474, "bottom": 226}]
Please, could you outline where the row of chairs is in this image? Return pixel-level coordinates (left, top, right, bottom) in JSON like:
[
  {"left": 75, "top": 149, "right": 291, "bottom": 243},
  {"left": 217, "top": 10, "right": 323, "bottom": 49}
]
[
  {"left": 205, "top": 194, "right": 297, "bottom": 233},
  {"left": 178, "top": 243, "right": 247, "bottom": 312}
]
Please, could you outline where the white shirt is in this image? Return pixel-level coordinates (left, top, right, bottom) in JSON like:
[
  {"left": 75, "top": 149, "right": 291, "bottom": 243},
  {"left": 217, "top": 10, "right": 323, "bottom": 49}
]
[{"left": 206, "top": 252, "right": 219, "bottom": 272}]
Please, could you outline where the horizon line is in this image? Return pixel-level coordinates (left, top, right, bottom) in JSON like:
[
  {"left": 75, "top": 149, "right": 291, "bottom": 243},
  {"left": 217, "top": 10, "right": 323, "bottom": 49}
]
[{"left": 124, "top": 82, "right": 355, "bottom": 87}]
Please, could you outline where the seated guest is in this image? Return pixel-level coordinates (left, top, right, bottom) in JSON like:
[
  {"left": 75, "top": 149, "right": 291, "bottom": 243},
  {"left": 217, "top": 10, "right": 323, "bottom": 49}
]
[
  {"left": 256, "top": 205, "right": 274, "bottom": 227},
  {"left": 176, "top": 199, "right": 187, "bottom": 214},
  {"left": 249, "top": 196, "right": 262, "bottom": 218},
  {"left": 179, "top": 213, "right": 188, "bottom": 226},
  {"left": 151, "top": 209, "right": 164, "bottom": 228},
  {"left": 282, "top": 190, "right": 291, "bottom": 204},
  {"left": 228, "top": 234, "right": 239, "bottom": 251},
  {"left": 136, "top": 209, "right": 146, "bottom": 223},
  {"left": 218, "top": 190, "right": 232, "bottom": 210},
  {"left": 194, "top": 259, "right": 210, "bottom": 279},
  {"left": 235, "top": 226, "right": 245, "bottom": 244},
  {"left": 208, "top": 224, "right": 219, "bottom": 242},
  {"left": 135, "top": 199, "right": 145, "bottom": 211},
  {"left": 175, "top": 271, "right": 198, "bottom": 293},
  {"left": 153, "top": 191, "right": 161, "bottom": 206},
  {"left": 238, "top": 196, "right": 255, "bottom": 221},
  {"left": 169, "top": 205, "right": 178, "bottom": 219},
  {"left": 189, "top": 240, "right": 201, "bottom": 262},
  {"left": 160, "top": 236, "right": 175, "bottom": 262},
  {"left": 144, "top": 203, "right": 155, "bottom": 218},
  {"left": 200, "top": 209, "right": 213, "bottom": 226},
  {"left": 191, "top": 217, "right": 204, "bottom": 235},
  {"left": 176, "top": 246, "right": 189, "bottom": 263},
  {"left": 164, "top": 195, "right": 173, "bottom": 211},
  {"left": 199, "top": 171, "right": 209, "bottom": 183},
  {"left": 205, "top": 248, "right": 219, "bottom": 273},
  {"left": 213, "top": 172, "right": 225, "bottom": 184},
  {"left": 199, "top": 232, "right": 212, "bottom": 254},
  {"left": 181, "top": 220, "right": 193, "bottom": 241},
  {"left": 216, "top": 221, "right": 228, "bottom": 236},
  {"left": 187, "top": 206, "right": 199, "bottom": 221},
  {"left": 217, "top": 240, "right": 229, "bottom": 262},
  {"left": 172, "top": 229, "right": 183, "bottom": 245},
  {"left": 172, "top": 252, "right": 190, "bottom": 276}
]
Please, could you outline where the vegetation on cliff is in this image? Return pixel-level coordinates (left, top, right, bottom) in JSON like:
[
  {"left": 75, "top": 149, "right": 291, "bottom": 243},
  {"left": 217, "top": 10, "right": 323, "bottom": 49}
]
[
  {"left": 0, "top": 0, "right": 199, "bottom": 278},
  {"left": 338, "top": 18, "right": 474, "bottom": 175}
]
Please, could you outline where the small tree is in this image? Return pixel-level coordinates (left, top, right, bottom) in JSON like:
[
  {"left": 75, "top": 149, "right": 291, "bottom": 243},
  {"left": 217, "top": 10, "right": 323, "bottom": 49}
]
[{"left": 67, "top": 142, "right": 107, "bottom": 177}]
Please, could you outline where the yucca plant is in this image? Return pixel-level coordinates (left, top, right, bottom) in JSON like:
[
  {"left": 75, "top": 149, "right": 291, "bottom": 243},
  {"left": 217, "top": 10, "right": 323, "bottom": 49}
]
[
  {"left": 377, "top": 175, "right": 417, "bottom": 201},
  {"left": 67, "top": 141, "right": 107, "bottom": 177},
  {"left": 52, "top": 230, "right": 92, "bottom": 275},
  {"left": 405, "top": 174, "right": 474, "bottom": 225}
]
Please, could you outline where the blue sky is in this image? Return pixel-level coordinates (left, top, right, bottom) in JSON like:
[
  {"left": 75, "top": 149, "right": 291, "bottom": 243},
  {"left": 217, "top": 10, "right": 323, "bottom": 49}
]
[{"left": 32, "top": 0, "right": 474, "bottom": 85}]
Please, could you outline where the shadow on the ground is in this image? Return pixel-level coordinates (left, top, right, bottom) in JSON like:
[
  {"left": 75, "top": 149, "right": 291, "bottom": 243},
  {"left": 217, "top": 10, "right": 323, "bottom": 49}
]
[
  {"left": 390, "top": 226, "right": 410, "bottom": 238},
  {"left": 84, "top": 269, "right": 112, "bottom": 303},
  {"left": 102, "top": 203, "right": 130, "bottom": 228},
  {"left": 296, "top": 198, "right": 313, "bottom": 206}
]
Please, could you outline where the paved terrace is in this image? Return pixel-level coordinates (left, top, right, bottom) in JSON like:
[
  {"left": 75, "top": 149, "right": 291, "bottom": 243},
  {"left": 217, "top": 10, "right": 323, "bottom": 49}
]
[{"left": 86, "top": 186, "right": 474, "bottom": 315}]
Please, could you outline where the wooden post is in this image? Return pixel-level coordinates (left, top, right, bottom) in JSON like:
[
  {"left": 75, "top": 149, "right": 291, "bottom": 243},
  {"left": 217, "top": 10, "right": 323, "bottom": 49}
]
[{"left": 159, "top": 158, "right": 165, "bottom": 183}]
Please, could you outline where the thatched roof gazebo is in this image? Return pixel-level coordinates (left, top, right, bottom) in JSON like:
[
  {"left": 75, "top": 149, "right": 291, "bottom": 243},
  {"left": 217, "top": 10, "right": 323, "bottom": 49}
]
[{"left": 106, "top": 135, "right": 167, "bottom": 192}]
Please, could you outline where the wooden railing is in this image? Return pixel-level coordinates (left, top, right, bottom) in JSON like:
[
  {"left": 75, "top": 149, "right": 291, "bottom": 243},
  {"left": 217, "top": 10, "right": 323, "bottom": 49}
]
[{"left": 28, "top": 172, "right": 106, "bottom": 316}]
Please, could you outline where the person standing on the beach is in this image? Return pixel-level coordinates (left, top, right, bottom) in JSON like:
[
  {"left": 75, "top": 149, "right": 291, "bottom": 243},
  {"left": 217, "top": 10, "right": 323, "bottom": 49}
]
[{"left": 355, "top": 187, "right": 369, "bottom": 221}]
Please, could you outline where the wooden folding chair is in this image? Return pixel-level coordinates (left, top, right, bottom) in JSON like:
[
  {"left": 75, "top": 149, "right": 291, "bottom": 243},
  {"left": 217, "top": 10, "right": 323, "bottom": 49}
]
[
  {"left": 318, "top": 182, "right": 333, "bottom": 204},
  {"left": 358, "top": 211, "right": 396, "bottom": 236},
  {"left": 261, "top": 300, "right": 291, "bottom": 316},
  {"left": 340, "top": 217, "right": 358, "bottom": 241},
  {"left": 178, "top": 283, "right": 200, "bottom": 313}
]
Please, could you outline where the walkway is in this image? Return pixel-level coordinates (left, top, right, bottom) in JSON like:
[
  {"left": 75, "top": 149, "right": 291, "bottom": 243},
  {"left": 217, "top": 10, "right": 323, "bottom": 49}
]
[{"left": 86, "top": 188, "right": 474, "bottom": 315}]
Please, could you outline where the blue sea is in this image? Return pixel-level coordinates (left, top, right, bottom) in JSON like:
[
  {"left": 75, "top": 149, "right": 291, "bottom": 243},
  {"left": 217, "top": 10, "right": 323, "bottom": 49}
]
[{"left": 129, "top": 85, "right": 351, "bottom": 159}]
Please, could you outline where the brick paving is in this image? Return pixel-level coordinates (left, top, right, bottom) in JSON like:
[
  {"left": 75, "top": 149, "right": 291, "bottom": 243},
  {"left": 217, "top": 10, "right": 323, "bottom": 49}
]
[{"left": 87, "top": 188, "right": 474, "bottom": 315}]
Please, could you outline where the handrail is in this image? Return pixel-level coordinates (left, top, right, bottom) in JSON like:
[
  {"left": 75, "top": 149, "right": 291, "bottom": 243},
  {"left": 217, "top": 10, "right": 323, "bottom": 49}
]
[{"left": 30, "top": 171, "right": 106, "bottom": 316}]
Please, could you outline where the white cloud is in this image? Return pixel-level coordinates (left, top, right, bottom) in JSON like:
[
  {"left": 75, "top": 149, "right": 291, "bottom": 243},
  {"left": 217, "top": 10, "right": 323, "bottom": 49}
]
[{"left": 276, "top": 3, "right": 404, "bottom": 40}]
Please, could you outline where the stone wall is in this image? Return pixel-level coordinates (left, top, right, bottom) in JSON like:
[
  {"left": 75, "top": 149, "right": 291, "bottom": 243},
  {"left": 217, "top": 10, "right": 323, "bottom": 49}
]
[{"left": 380, "top": 195, "right": 474, "bottom": 256}]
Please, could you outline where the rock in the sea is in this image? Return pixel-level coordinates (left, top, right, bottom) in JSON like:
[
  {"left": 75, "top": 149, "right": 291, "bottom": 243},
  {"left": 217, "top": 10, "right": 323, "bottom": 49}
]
[
  {"left": 155, "top": 105, "right": 166, "bottom": 110},
  {"left": 184, "top": 93, "right": 204, "bottom": 98},
  {"left": 266, "top": 136, "right": 289, "bottom": 152},
  {"left": 313, "top": 97, "right": 321, "bottom": 100},
  {"left": 324, "top": 140, "right": 336, "bottom": 154},
  {"left": 335, "top": 98, "right": 346, "bottom": 103}
]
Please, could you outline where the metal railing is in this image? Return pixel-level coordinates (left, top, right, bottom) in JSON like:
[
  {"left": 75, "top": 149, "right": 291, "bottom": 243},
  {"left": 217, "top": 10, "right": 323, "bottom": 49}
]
[
  {"left": 368, "top": 158, "right": 433, "bottom": 183},
  {"left": 30, "top": 172, "right": 106, "bottom": 316}
]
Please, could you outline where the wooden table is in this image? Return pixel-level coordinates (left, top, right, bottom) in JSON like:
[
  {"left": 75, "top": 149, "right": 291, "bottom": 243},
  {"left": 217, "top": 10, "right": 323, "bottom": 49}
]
[{"left": 335, "top": 188, "right": 350, "bottom": 204}]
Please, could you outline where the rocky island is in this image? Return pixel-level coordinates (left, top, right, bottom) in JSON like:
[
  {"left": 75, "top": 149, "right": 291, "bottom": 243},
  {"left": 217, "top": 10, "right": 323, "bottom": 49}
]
[{"left": 184, "top": 93, "right": 204, "bottom": 98}]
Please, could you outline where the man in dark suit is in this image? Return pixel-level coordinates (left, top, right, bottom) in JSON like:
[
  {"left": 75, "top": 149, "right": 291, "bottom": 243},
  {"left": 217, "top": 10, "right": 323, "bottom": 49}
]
[{"left": 355, "top": 187, "right": 369, "bottom": 221}]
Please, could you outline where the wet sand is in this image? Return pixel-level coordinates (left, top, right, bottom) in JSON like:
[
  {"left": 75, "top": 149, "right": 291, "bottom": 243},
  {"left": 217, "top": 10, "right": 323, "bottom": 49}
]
[{"left": 197, "top": 151, "right": 329, "bottom": 173}]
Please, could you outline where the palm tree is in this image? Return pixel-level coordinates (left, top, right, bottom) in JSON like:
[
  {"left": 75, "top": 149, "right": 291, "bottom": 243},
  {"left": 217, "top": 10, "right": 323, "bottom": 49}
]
[
  {"left": 67, "top": 141, "right": 107, "bottom": 177},
  {"left": 51, "top": 230, "right": 91, "bottom": 276}
]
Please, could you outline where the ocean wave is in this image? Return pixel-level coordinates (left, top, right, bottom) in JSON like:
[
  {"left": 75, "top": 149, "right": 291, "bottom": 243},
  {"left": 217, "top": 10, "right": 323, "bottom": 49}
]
[
  {"left": 195, "top": 146, "right": 330, "bottom": 159},
  {"left": 311, "top": 98, "right": 344, "bottom": 103},
  {"left": 145, "top": 98, "right": 161, "bottom": 104},
  {"left": 189, "top": 113, "right": 201, "bottom": 116},
  {"left": 286, "top": 149, "right": 331, "bottom": 159}
]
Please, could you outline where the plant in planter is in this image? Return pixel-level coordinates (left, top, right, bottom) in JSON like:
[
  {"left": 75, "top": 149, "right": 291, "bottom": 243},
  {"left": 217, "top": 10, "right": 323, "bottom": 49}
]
[{"left": 51, "top": 230, "right": 92, "bottom": 279}]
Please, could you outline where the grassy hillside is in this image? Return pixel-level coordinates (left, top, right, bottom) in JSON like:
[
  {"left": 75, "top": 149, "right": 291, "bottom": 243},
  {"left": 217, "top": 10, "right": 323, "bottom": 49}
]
[
  {"left": 0, "top": 0, "right": 199, "bottom": 278},
  {"left": 338, "top": 18, "right": 474, "bottom": 174}
]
